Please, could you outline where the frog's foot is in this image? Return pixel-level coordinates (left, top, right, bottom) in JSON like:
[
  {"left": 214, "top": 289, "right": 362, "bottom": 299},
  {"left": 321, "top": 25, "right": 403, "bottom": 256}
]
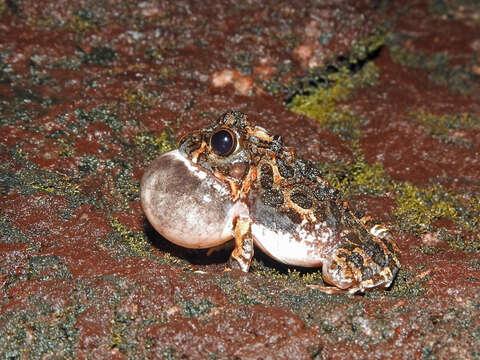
[
  {"left": 314, "top": 226, "right": 401, "bottom": 295},
  {"left": 307, "top": 284, "right": 355, "bottom": 295},
  {"left": 228, "top": 217, "right": 254, "bottom": 272},
  {"left": 316, "top": 254, "right": 396, "bottom": 295}
]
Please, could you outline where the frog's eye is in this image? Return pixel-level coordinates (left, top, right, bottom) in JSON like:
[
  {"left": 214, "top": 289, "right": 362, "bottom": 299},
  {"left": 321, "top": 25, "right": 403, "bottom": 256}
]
[{"left": 210, "top": 128, "right": 236, "bottom": 156}]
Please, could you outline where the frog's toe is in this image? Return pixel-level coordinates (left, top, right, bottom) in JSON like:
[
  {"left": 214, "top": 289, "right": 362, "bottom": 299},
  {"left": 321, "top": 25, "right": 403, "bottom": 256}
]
[
  {"left": 307, "top": 284, "right": 354, "bottom": 295},
  {"left": 227, "top": 255, "right": 250, "bottom": 272}
]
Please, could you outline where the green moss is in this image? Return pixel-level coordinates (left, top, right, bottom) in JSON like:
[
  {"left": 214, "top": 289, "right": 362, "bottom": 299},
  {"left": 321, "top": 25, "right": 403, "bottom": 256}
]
[
  {"left": 429, "top": 0, "right": 480, "bottom": 23},
  {"left": 67, "top": 10, "right": 97, "bottom": 34},
  {"left": 347, "top": 161, "right": 390, "bottom": 196},
  {"left": 283, "top": 26, "right": 385, "bottom": 99},
  {"left": 14, "top": 157, "right": 80, "bottom": 197},
  {"left": 144, "top": 47, "right": 164, "bottom": 62},
  {"left": 300, "top": 270, "right": 325, "bottom": 286},
  {"left": 0, "top": 146, "right": 87, "bottom": 208},
  {"left": 251, "top": 257, "right": 326, "bottom": 288},
  {"left": 124, "top": 88, "right": 159, "bottom": 109},
  {"left": 26, "top": 15, "right": 59, "bottom": 30},
  {"left": 13, "top": 87, "right": 58, "bottom": 108},
  {"left": 348, "top": 28, "right": 388, "bottom": 64},
  {"left": 383, "top": 270, "right": 426, "bottom": 298},
  {"left": 0, "top": 53, "right": 15, "bottom": 85},
  {"left": 179, "top": 298, "right": 213, "bottom": 318},
  {"left": 135, "top": 129, "right": 176, "bottom": 161},
  {"left": 57, "top": 137, "right": 76, "bottom": 157},
  {"left": 441, "top": 229, "right": 480, "bottom": 254},
  {"left": 77, "top": 155, "right": 100, "bottom": 176},
  {"left": 288, "top": 62, "right": 379, "bottom": 140},
  {"left": 108, "top": 217, "right": 151, "bottom": 257},
  {"left": 339, "top": 153, "right": 390, "bottom": 197},
  {"left": 114, "top": 166, "right": 140, "bottom": 203},
  {"left": 393, "top": 182, "right": 458, "bottom": 233},
  {"left": 251, "top": 259, "right": 295, "bottom": 282},
  {"left": 28, "top": 57, "right": 53, "bottom": 87},
  {"left": 72, "top": 107, "right": 123, "bottom": 132},
  {"left": 0, "top": 0, "right": 6, "bottom": 16},
  {"left": 24, "top": 171, "right": 80, "bottom": 197},
  {"left": 0, "top": 216, "right": 28, "bottom": 244},
  {"left": 56, "top": 55, "right": 82, "bottom": 71},
  {"left": 414, "top": 245, "right": 445, "bottom": 255},
  {"left": 470, "top": 259, "right": 480, "bottom": 270},
  {"left": 110, "top": 311, "right": 135, "bottom": 355},
  {"left": 409, "top": 111, "right": 480, "bottom": 147},
  {"left": 388, "top": 41, "right": 477, "bottom": 95},
  {"left": 0, "top": 108, "right": 33, "bottom": 126},
  {"left": 213, "top": 273, "right": 262, "bottom": 306},
  {"left": 80, "top": 46, "right": 117, "bottom": 66},
  {"left": 161, "top": 347, "right": 176, "bottom": 360},
  {"left": 392, "top": 182, "right": 480, "bottom": 252},
  {"left": 390, "top": 42, "right": 448, "bottom": 69},
  {"left": 160, "top": 252, "right": 188, "bottom": 267},
  {"left": 317, "top": 147, "right": 391, "bottom": 198},
  {"left": 0, "top": 299, "right": 83, "bottom": 359},
  {"left": 28, "top": 255, "right": 71, "bottom": 281}
]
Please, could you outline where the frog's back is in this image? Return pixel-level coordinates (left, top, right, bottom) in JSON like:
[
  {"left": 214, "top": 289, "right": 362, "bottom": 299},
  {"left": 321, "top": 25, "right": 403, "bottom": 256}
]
[{"left": 246, "top": 139, "right": 400, "bottom": 292}]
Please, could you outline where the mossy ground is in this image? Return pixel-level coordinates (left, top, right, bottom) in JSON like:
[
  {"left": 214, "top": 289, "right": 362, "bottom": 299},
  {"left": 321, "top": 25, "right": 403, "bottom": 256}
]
[
  {"left": 134, "top": 129, "right": 176, "bottom": 162},
  {"left": 288, "top": 48, "right": 480, "bottom": 256},
  {"left": 288, "top": 62, "right": 380, "bottom": 140},
  {"left": 409, "top": 111, "right": 480, "bottom": 147},
  {"left": 1, "top": 1, "right": 480, "bottom": 358},
  {"left": 387, "top": 32, "right": 480, "bottom": 96},
  {"left": 67, "top": 25, "right": 480, "bottom": 308},
  {"left": 316, "top": 148, "right": 480, "bottom": 253},
  {"left": 107, "top": 217, "right": 152, "bottom": 258}
]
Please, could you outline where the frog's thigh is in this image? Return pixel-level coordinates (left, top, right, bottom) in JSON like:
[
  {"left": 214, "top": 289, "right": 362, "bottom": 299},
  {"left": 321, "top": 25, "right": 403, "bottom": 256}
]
[
  {"left": 321, "top": 249, "right": 360, "bottom": 290},
  {"left": 229, "top": 217, "right": 254, "bottom": 272}
]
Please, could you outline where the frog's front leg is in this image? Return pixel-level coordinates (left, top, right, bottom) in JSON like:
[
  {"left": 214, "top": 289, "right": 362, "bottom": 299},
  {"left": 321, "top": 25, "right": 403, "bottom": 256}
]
[
  {"left": 309, "top": 225, "right": 401, "bottom": 295},
  {"left": 228, "top": 216, "right": 254, "bottom": 272}
]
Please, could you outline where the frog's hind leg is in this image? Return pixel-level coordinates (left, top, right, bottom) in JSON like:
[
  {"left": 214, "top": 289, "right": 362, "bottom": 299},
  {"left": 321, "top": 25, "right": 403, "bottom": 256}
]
[
  {"left": 310, "top": 225, "right": 401, "bottom": 295},
  {"left": 228, "top": 216, "right": 254, "bottom": 272},
  {"left": 308, "top": 248, "right": 366, "bottom": 294},
  {"left": 307, "top": 284, "right": 352, "bottom": 295}
]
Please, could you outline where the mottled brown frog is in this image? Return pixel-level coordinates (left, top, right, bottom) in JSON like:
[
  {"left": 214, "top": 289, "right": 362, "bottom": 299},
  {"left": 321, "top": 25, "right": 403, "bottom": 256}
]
[{"left": 141, "top": 111, "right": 401, "bottom": 294}]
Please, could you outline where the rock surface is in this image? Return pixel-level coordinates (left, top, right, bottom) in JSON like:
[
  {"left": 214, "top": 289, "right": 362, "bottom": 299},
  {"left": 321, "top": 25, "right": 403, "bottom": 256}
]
[{"left": 1, "top": 0, "right": 479, "bottom": 359}]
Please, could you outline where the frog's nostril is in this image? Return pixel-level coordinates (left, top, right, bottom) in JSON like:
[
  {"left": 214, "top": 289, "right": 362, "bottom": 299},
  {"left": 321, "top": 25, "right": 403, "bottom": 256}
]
[{"left": 211, "top": 129, "right": 236, "bottom": 156}]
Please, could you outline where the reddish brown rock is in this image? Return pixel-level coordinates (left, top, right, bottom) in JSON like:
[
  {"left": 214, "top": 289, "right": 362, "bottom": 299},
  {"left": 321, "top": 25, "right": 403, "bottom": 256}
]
[{"left": 1, "top": 0, "right": 480, "bottom": 359}]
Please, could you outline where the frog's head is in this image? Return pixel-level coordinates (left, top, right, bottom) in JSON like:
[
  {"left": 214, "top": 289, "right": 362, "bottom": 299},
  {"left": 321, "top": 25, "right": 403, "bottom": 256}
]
[
  {"left": 177, "top": 110, "right": 278, "bottom": 182},
  {"left": 140, "top": 111, "right": 255, "bottom": 249}
]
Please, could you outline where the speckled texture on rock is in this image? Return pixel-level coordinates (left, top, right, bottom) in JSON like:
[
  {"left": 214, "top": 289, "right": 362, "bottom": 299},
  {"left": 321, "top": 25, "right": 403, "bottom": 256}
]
[{"left": 1, "top": 0, "right": 480, "bottom": 359}]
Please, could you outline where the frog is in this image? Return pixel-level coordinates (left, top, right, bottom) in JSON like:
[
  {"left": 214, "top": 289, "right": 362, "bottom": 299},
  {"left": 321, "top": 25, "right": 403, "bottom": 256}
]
[{"left": 140, "top": 111, "right": 401, "bottom": 294}]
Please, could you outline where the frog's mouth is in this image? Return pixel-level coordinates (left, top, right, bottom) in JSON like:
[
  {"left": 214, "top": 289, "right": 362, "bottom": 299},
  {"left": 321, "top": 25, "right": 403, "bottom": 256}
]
[{"left": 140, "top": 150, "right": 248, "bottom": 249}]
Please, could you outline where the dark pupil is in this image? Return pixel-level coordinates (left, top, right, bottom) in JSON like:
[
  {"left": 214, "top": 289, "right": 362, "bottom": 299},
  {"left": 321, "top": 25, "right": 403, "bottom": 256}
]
[{"left": 211, "top": 130, "right": 234, "bottom": 156}]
